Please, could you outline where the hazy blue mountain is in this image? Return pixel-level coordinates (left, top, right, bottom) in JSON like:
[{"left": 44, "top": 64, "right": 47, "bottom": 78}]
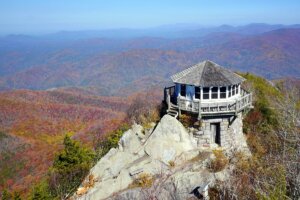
[{"left": 1, "top": 25, "right": 300, "bottom": 93}]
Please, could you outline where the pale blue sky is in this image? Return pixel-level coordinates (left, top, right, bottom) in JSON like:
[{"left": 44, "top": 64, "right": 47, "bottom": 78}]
[{"left": 0, "top": 0, "right": 299, "bottom": 34}]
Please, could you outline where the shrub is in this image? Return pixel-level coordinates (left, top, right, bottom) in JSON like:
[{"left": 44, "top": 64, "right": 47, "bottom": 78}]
[
  {"left": 208, "top": 185, "right": 223, "bottom": 200},
  {"left": 208, "top": 150, "right": 228, "bottom": 172},
  {"left": 296, "top": 100, "right": 300, "bottom": 111},
  {"left": 129, "top": 173, "right": 154, "bottom": 189},
  {"left": 234, "top": 151, "right": 251, "bottom": 172},
  {"left": 179, "top": 114, "right": 198, "bottom": 128},
  {"left": 30, "top": 180, "right": 53, "bottom": 200},
  {"left": 95, "top": 123, "right": 129, "bottom": 160},
  {"left": 257, "top": 165, "right": 287, "bottom": 199},
  {"left": 241, "top": 73, "right": 281, "bottom": 127},
  {"left": 2, "top": 189, "right": 12, "bottom": 200},
  {"left": 168, "top": 160, "right": 175, "bottom": 168},
  {"left": 126, "top": 96, "right": 161, "bottom": 125},
  {"left": 0, "top": 131, "right": 8, "bottom": 141},
  {"left": 83, "top": 174, "right": 96, "bottom": 188},
  {"left": 209, "top": 74, "right": 297, "bottom": 199},
  {"left": 1, "top": 191, "right": 22, "bottom": 200},
  {"left": 12, "top": 192, "right": 22, "bottom": 200},
  {"left": 76, "top": 174, "right": 96, "bottom": 196}
]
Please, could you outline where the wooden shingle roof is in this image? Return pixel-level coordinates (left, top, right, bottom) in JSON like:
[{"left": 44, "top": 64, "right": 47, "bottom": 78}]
[{"left": 171, "top": 60, "right": 245, "bottom": 87}]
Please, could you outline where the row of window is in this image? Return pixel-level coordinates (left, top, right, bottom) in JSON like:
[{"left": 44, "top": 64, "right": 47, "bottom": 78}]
[{"left": 180, "top": 85, "right": 239, "bottom": 99}]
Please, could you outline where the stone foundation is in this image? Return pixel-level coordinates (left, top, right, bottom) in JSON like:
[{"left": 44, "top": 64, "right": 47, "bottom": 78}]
[{"left": 193, "top": 113, "right": 246, "bottom": 150}]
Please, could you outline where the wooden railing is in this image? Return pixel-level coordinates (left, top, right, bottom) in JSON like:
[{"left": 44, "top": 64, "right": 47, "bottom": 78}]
[{"left": 164, "top": 86, "right": 252, "bottom": 116}]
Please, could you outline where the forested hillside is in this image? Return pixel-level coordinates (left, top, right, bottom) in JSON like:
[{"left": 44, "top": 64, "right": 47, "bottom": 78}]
[
  {"left": 0, "top": 88, "right": 161, "bottom": 196},
  {"left": 1, "top": 73, "right": 298, "bottom": 199},
  {"left": 0, "top": 28, "right": 300, "bottom": 93},
  {"left": 210, "top": 75, "right": 300, "bottom": 199}
]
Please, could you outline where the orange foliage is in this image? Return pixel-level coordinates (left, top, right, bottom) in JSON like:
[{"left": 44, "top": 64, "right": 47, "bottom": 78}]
[{"left": 0, "top": 89, "right": 132, "bottom": 196}]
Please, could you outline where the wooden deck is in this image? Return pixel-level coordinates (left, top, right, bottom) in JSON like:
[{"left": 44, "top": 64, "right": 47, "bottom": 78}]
[{"left": 164, "top": 86, "right": 253, "bottom": 118}]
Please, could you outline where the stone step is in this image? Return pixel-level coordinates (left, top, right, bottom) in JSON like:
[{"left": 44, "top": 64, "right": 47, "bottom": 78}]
[
  {"left": 167, "top": 112, "right": 178, "bottom": 118},
  {"left": 125, "top": 154, "right": 151, "bottom": 169},
  {"left": 167, "top": 106, "right": 178, "bottom": 118},
  {"left": 168, "top": 112, "right": 177, "bottom": 117},
  {"left": 168, "top": 110, "right": 178, "bottom": 114},
  {"left": 129, "top": 168, "right": 143, "bottom": 176}
]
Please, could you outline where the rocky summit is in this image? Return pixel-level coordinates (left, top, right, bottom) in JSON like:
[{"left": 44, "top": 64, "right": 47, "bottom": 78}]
[{"left": 73, "top": 115, "right": 250, "bottom": 200}]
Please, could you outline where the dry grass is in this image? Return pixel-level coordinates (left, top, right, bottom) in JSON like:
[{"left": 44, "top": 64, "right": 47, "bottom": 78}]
[
  {"left": 129, "top": 173, "right": 154, "bottom": 189},
  {"left": 208, "top": 150, "right": 229, "bottom": 172},
  {"left": 179, "top": 114, "right": 197, "bottom": 128},
  {"left": 76, "top": 174, "right": 96, "bottom": 196},
  {"left": 168, "top": 160, "right": 175, "bottom": 168}
]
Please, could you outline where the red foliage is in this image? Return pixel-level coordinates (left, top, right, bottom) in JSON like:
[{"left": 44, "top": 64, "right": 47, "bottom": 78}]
[{"left": 0, "top": 89, "right": 132, "bottom": 196}]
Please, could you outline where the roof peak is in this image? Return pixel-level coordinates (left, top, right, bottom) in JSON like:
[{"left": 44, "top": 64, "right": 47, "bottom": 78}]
[{"left": 171, "top": 60, "right": 245, "bottom": 87}]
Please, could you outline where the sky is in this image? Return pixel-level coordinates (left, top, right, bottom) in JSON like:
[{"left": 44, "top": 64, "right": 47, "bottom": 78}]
[{"left": 0, "top": 0, "right": 299, "bottom": 34}]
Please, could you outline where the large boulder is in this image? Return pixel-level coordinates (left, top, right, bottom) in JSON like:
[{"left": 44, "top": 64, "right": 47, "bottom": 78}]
[
  {"left": 90, "top": 124, "right": 144, "bottom": 180},
  {"left": 77, "top": 130, "right": 143, "bottom": 199},
  {"left": 144, "top": 115, "right": 197, "bottom": 163},
  {"left": 79, "top": 168, "right": 133, "bottom": 200},
  {"left": 118, "top": 124, "right": 144, "bottom": 154}
]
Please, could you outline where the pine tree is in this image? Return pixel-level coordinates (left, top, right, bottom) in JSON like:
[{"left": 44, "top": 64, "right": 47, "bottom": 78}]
[
  {"left": 52, "top": 135, "right": 94, "bottom": 170},
  {"left": 30, "top": 180, "right": 52, "bottom": 200},
  {"left": 49, "top": 134, "right": 94, "bottom": 198},
  {"left": 2, "top": 189, "right": 12, "bottom": 200},
  {"left": 12, "top": 192, "right": 21, "bottom": 200}
]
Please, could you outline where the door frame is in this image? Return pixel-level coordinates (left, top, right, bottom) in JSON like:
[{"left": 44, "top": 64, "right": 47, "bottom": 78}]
[{"left": 210, "top": 122, "right": 221, "bottom": 145}]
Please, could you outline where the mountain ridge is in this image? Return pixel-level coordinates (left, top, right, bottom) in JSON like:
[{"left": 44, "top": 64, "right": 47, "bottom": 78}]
[{"left": 1, "top": 28, "right": 300, "bottom": 93}]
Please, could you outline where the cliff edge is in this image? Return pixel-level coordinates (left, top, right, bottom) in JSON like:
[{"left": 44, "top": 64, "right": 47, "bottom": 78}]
[{"left": 74, "top": 115, "right": 249, "bottom": 200}]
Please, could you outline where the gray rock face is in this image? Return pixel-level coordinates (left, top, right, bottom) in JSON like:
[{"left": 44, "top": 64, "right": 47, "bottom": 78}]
[
  {"left": 74, "top": 114, "right": 250, "bottom": 200},
  {"left": 144, "top": 115, "right": 197, "bottom": 164},
  {"left": 119, "top": 123, "right": 144, "bottom": 154}
]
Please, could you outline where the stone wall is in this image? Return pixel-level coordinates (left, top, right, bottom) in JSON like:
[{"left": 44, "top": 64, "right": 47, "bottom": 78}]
[
  {"left": 193, "top": 113, "right": 246, "bottom": 150},
  {"left": 226, "top": 113, "right": 249, "bottom": 152}
]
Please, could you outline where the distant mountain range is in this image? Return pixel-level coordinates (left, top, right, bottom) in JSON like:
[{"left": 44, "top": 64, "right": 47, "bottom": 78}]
[
  {"left": 0, "top": 24, "right": 300, "bottom": 94},
  {"left": 5, "top": 23, "right": 299, "bottom": 39}
]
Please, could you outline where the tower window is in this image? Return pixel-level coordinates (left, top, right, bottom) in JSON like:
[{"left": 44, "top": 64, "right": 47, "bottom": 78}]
[
  {"left": 180, "top": 84, "right": 186, "bottom": 96},
  {"left": 195, "top": 87, "right": 201, "bottom": 99},
  {"left": 211, "top": 87, "right": 218, "bottom": 99},
  {"left": 232, "top": 85, "right": 236, "bottom": 96},
  {"left": 220, "top": 87, "right": 226, "bottom": 99},
  {"left": 203, "top": 87, "right": 209, "bottom": 99}
]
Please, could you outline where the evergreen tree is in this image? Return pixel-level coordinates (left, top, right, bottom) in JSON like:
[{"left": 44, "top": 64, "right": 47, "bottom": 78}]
[
  {"left": 49, "top": 134, "right": 94, "bottom": 198},
  {"left": 52, "top": 135, "right": 94, "bottom": 170},
  {"left": 12, "top": 192, "right": 21, "bottom": 200},
  {"left": 2, "top": 189, "right": 12, "bottom": 200},
  {"left": 30, "top": 180, "right": 53, "bottom": 200}
]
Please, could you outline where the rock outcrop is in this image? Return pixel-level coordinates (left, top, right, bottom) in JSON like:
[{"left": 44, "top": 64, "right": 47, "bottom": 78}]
[
  {"left": 74, "top": 115, "right": 249, "bottom": 200},
  {"left": 144, "top": 115, "right": 197, "bottom": 163}
]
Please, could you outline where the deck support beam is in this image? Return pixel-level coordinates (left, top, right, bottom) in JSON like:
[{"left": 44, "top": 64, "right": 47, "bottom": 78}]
[
  {"left": 177, "top": 96, "right": 181, "bottom": 118},
  {"left": 198, "top": 100, "right": 202, "bottom": 120},
  {"left": 167, "top": 94, "right": 171, "bottom": 111},
  {"left": 229, "top": 115, "right": 237, "bottom": 126}
]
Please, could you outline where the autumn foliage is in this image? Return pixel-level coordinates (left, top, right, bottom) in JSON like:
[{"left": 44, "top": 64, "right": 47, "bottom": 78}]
[
  {"left": 0, "top": 88, "right": 162, "bottom": 198},
  {"left": 210, "top": 74, "right": 300, "bottom": 200},
  {"left": 208, "top": 150, "right": 229, "bottom": 172},
  {"left": 0, "top": 89, "right": 130, "bottom": 197}
]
